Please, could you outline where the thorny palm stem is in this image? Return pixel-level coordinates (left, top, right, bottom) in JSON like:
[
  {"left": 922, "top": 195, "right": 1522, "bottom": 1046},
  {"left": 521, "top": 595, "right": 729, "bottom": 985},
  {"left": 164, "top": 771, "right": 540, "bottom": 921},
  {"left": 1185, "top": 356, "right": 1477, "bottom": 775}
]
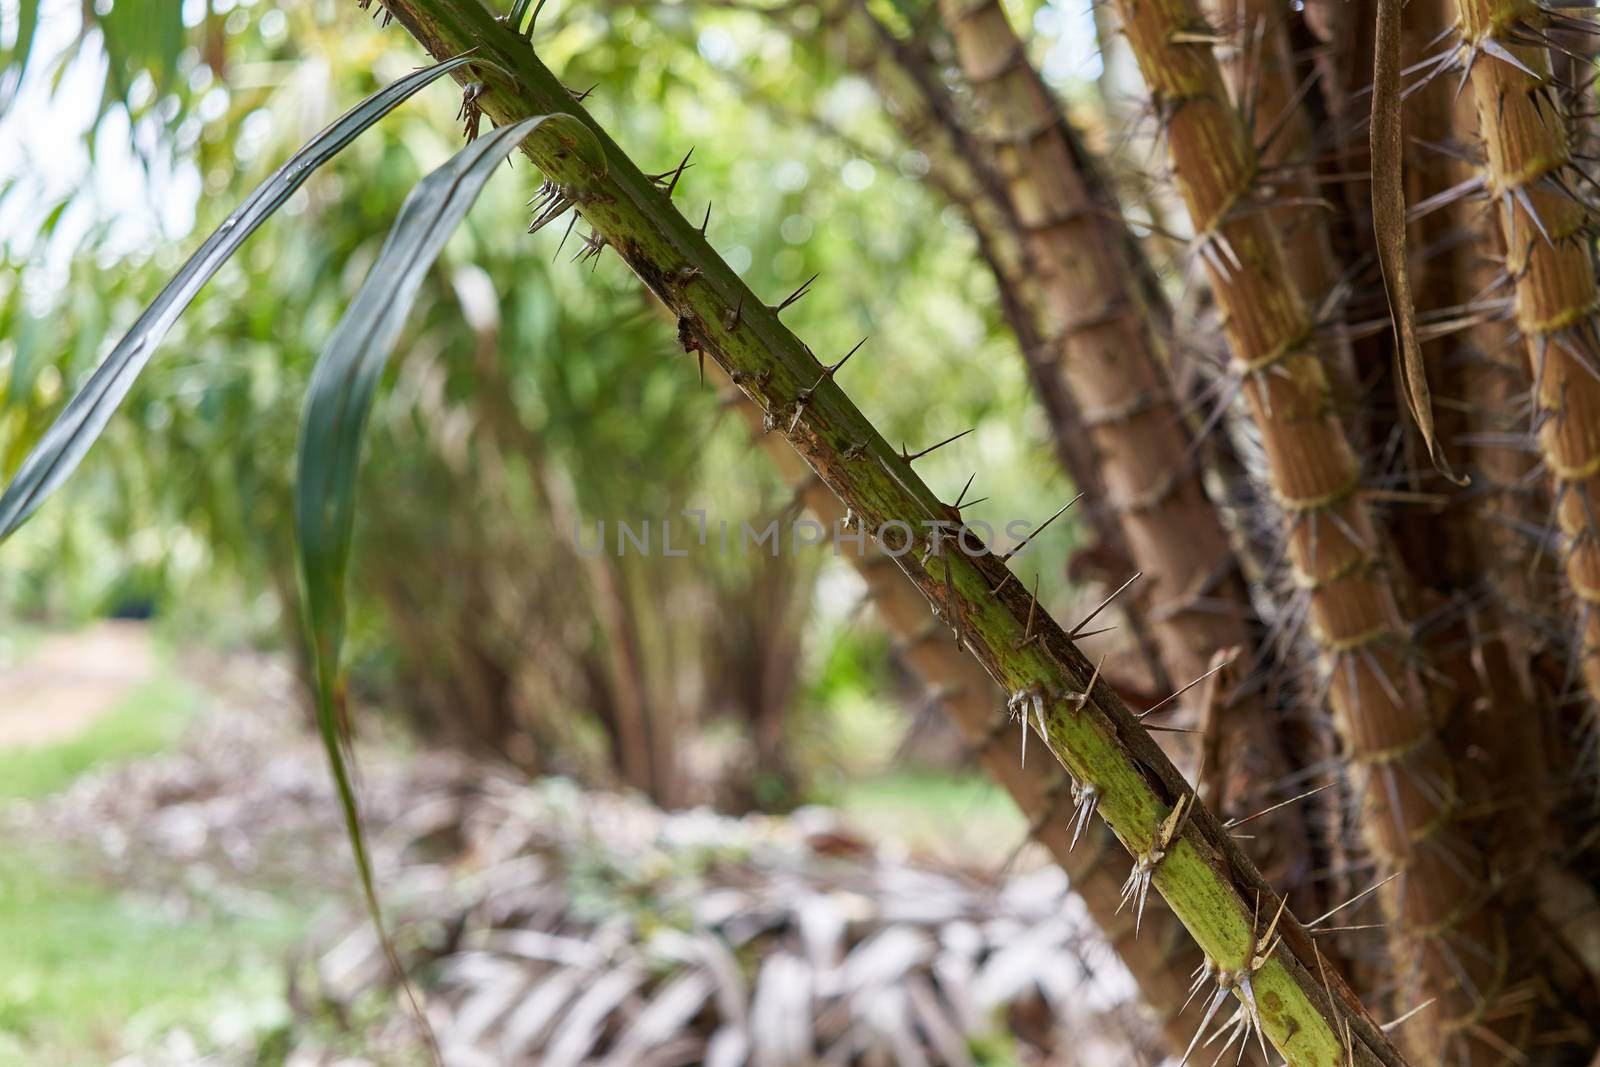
[
  {"left": 937, "top": 0, "right": 1312, "bottom": 895},
  {"left": 381, "top": 2, "right": 1404, "bottom": 1062},
  {"left": 710, "top": 362, "right": 1206, "bottom": 1057},
  {"left": 1106, "top": 0, "right": 1533, "bottom": 1058}
]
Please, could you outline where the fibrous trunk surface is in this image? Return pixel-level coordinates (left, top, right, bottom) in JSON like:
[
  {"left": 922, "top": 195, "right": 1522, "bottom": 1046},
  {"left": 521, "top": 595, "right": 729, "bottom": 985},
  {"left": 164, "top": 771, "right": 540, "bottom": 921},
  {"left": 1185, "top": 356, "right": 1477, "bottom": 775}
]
[
  {"left": 1104, "top": 0, "right": 1537, "bottom": 1057},
  {"left": 1456, "top": 0, "right": 1600, "bottom": 748}
]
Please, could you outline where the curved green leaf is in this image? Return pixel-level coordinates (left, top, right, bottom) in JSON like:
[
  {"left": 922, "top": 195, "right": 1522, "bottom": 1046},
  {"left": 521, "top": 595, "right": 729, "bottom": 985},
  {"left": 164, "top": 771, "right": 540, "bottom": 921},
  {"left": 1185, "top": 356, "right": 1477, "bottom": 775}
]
[
  {"left": 293, "top": 112, "right": 557, "bottom": 931},
  {"left": 0, "top": 53, "right": 478, "bottom": 540}
]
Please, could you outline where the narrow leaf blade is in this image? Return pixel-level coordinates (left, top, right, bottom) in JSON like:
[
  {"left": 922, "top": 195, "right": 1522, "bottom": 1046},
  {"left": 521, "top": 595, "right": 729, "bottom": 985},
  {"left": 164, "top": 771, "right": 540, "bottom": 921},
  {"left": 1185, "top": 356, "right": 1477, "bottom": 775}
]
[{"left": 293, "top": 110, "right": 556, "bottom": 931}]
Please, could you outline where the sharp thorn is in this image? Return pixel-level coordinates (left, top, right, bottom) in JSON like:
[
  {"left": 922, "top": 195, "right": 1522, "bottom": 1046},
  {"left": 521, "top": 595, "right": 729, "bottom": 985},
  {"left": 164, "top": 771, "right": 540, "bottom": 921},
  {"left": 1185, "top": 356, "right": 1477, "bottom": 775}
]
[
  {"left": 828, "top": 336, "right": 867, "bottom": 377},
  {"left": 775, "top": 272, "right": 819, "bottom": 313},
  {"left": 1138, "top": 655, "right": 1235, "bottom": 720},
  {"left": 1002, "top": 492, "right": 1085, "bottom": 562},
  {"left": 1380, "top": 998, "right": 1437, "bottom": 1033},
  {"left": 1224, "top": 782, "right": 1334, "bottom": 830},
  {"left": 1307, "top": 870, "right": 1403, "bottom": 927},
  {"left": 1070, "top": 572, "right": 1143, "bottom": 639},
  {"left": 952, "top": 472, "right": 977, "bottom": 512},
  {"left": 553, "top": 210, "right": 579, "bottom": 261},
  {"left": 662, "top": 147, "right": 694, "bottom": 199},
  {"left": 902, "top": 426, "right": 974, "bottom": 463}
]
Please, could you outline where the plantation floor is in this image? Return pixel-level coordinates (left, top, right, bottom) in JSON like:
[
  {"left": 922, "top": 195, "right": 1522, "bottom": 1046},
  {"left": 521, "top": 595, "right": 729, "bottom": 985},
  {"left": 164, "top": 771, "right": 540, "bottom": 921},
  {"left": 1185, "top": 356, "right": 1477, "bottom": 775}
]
[
  {"left": 0, "top": 631, "right": 1031, "bottom": 1066},
  {"left": 0, "top": 636, "right": 321, "bottom": 1067}
]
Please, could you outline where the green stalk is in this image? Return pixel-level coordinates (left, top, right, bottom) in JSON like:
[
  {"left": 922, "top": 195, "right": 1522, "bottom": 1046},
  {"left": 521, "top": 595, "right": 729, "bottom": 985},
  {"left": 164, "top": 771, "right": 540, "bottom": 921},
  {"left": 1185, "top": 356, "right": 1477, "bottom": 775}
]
[
  {"left": 375, "top": 3, "right": 1406, "bottom": 1063},
  {"left": 711, "top": 358, "right": 1205, "bottom": 1056}
]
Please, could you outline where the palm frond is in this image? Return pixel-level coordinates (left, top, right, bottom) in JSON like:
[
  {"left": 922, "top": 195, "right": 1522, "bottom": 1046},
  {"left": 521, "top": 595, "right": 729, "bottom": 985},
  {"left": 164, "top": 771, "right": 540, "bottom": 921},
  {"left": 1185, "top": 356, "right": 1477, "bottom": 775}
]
[{"left": 294, "top": 109, "right": 584, "bottom": 949}]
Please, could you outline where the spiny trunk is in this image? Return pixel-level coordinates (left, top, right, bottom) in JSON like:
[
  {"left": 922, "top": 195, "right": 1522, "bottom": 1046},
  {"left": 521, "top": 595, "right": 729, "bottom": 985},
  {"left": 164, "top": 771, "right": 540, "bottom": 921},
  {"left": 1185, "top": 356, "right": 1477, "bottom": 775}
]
[
  {"left": 381, "top": 4, "right": 1405, "bottom": 1062},
  {"left": 1453, "top": 0, "right": 1600, "bottom": 1015},
  {"left": 1106, "top": 0, "right": 1531, "bottom": 1058},
  {"left": 1456, "top": 0, "right": 1600, "bottom": 756},
  {"left": 1407, "top": 0, "right": 1555, "bottom": 926},
  {"left": 1206, "top": 0, "right": 1358, "bottom": 406},
  {"left": 712, "top": 361, "right": 1205, "bottom": 1055},
  {"left": 938, "top": 0, "right": 1312, "bottom": 896}
]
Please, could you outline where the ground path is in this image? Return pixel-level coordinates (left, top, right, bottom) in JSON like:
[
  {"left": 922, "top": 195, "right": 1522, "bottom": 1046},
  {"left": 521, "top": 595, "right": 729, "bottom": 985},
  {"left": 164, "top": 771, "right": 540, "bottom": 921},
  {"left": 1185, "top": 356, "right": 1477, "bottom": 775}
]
[{"left": 0, "top": 620, "right": 154, "bottom": 748}]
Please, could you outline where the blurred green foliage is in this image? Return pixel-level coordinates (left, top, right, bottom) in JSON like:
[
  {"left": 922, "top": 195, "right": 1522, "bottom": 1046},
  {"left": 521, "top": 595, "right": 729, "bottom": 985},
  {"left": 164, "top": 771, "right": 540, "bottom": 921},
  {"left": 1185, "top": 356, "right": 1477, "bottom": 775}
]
[{"left": 0, "top": 0, "right": 1083, "bottom": 807}]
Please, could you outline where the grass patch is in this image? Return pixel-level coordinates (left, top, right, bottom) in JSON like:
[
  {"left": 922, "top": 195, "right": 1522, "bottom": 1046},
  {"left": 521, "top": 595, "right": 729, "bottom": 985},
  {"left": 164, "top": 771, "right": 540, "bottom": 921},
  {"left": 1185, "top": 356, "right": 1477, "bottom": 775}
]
[
  {"left": 0, "top": 670, "right": 197, "bottom": 803},
  {"left": 830, "top": 769, "right": 1026, "bottom": 863},
  {"left": 0, "top": 842, "right": 304, "bottom": 1067},
  {"left": 0, "top": 653, "right": 310, "bottom": 1065}
]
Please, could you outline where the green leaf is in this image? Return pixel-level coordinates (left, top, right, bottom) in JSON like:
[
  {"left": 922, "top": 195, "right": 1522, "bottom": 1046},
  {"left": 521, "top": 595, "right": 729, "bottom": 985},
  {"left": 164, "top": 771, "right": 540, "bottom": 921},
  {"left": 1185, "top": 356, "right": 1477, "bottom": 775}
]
[
  {"left": 0, "top": 53, "right": 479, "bottom": 541},
  {"left": 293, "top": 111, "right": 561, "bottom": 941}
]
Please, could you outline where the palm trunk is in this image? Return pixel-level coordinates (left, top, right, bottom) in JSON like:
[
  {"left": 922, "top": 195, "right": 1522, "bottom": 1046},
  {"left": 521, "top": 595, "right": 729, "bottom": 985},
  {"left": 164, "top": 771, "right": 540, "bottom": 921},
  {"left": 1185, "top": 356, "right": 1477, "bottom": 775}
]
[
  {"left": 1456, "top": 0, "right": 1600, "bottom": 754},
  {"left": 937, "top": 0, "right": 1311, "bottom": 894},
  {"left": 1452, "top": 0, "right": 1600, "bottom": 1015},
  {"left": 378, "top": 4, "right": 1405, "bottom": 1062},
  {"left": 1408, "top": 0, "right": 1555, "bottom": 911},
  {"left": 1104, "top": 0, "right": 1532, "bottom": 1058},
  {"left": 1205, "top": 0, "right": 1358, "bottom": 400},
  {"left": 814, "top": 0, "right": 1176, "bottom": 693}
]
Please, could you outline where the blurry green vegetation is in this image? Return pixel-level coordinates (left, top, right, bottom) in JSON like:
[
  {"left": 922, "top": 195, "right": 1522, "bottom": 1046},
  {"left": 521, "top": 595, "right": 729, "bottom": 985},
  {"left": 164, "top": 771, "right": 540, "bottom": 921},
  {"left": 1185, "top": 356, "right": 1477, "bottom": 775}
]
[
  {"left": 1, "top": 0, "right": 1089, "bottom": 812},
  {"left": 0, "top": 842, "right": 304, "bottom": 1067},
  {"left": 833, "top": 771, "right": 1025, "bottom": 862}
]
